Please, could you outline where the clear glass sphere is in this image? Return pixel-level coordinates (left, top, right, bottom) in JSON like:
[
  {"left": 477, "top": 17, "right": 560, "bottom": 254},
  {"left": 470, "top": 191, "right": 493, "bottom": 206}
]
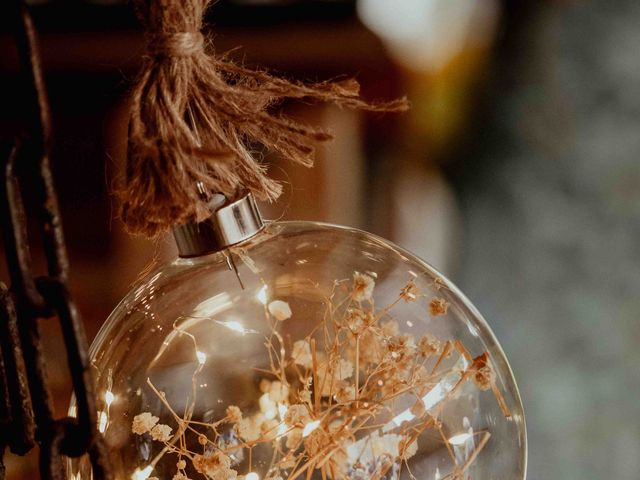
[{"left": 69, "top": 221, "right": 526, "bottom": 480}]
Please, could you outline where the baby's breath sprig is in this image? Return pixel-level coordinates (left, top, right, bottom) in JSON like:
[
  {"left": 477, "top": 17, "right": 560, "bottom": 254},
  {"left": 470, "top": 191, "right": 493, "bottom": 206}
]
[{"left": 130, "top": 273, "right": 503, "bottom": 479}]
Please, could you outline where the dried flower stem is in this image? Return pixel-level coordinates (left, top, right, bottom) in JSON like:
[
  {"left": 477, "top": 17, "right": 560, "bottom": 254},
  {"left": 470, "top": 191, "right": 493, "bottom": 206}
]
[{"left": 130, "top": 273, "right": 508, "bottom": 479}]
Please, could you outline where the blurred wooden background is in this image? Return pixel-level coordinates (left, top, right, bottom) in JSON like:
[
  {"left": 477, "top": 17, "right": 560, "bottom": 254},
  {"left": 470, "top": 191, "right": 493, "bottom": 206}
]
[{"left": 0, "top": 0, "right": 498, "bottom": 476}]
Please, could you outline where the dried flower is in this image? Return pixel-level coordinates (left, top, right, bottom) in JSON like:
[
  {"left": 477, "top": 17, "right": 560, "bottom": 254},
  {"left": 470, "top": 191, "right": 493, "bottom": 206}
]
[
  {"left": 304, "top": 427, "right": 332, "bottom": 457},
  {"left": 317, "top": 359, "right": 353, "bottom": 396},
  {"left": 285, "top": 427, "right": 303, "bottom": 450},
  {"left": 150, "top": 423, "right": 172, "bottom": 442},
  {"left": 291, "top": 340, "right": 313, "bottom": 368},
  {"left": 131, "top": 412, "right": 158, "bottom": 435},
  {"left": 387, "top": 334, "right": 415, "bottom": 360},
  {"left": 374, "top": 433, "right": 402, "bottom": 457},
  {"left": 135, "top": 273, "right": 503, "bottom": 480},
  {"left": 268, "top": 300, "right": 292, "bottom": 321},
  {"left": 429, "top": 297, "right": 449, "bottom": 316},
  {"left": 352, "top": 272, "right": 375, "bottom": 302},
  {"left": 472, "top": 354, "right": 495, "bottom": 391},
  {"left": 400, "top": 280, "right": 418, "bottom": 302},
  {"left": 237, "top": 416, "right": 262, "bottom": 443},
  {"left": 226, "top": 405, "right": 243, "bottom": 424},
  {"left": 400, "top": 437, "right": 418, "bottom": 459},
  {"left": 344, "top": 308, "right": 373, "bottom": 334},
  {"left": 278, "top": 456, "right": 297, "bottom": 470},
  {"left": 358, "top": 329, "right": 384, "bottom": 365},
  {"left": 417, "top": 334, "right": 440, "bottom": 357},
  {"left": 284, "top": 404, "right": 310, "bottom": 426},
  {"left": 345, "top": 431, "right": 410, "bottom": 471},
  {"left": 260, "top": 418, "right": 280, "bottom": 441},
  {"left": 474, "top": 365, "right": 494, "bottom": 390},
  {"left": 259, "top": 378, "right": 271, "bottom": 393},
  {"left": 380, "top": 319, "right": 399, "bottom": 337},
  {"left": 193, "top": 452, "right": 237, "bottom": 480},
  {"left": 335, "top": 359, "right": 354, "bottom": 380},
  {"left": 269, "top": 381, "right": 289, "bottom": 403},
  {"left": 298, "top": 388, "right": 311, "bottom": 404},
  {"left": 336, "top": 384, "right": 356, "bottom": 403},
  {"left": 259, "top": 393, "right": 276, "bottom": 415}
]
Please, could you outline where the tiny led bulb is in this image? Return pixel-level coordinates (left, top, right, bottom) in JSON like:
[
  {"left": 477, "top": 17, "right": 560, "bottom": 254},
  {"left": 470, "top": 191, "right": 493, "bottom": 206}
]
[{"left": 196, "top": 351, "right": 207, "bottom": 365}]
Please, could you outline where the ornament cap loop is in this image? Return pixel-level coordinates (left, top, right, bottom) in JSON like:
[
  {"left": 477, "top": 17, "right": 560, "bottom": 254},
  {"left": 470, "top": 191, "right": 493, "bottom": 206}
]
[{"left": 172, "top": 192, "right": 263, "bottom": 257}]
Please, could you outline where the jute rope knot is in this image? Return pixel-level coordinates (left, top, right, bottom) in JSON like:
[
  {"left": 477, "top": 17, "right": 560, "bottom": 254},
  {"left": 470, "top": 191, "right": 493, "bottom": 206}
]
[
  {"left": 121, "top": 0, "right": 409, "bottom": 237},
  {"left": 147, "top": 31, "right": 205, "bottom": 57}
]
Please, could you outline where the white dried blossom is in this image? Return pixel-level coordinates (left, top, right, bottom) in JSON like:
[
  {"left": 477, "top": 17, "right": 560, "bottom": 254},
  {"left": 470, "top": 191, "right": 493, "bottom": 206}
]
[
  {"left": 316, "top": 363, "right": 334, "bottom": 396},
  {"left": 380, "top": 319, "right": 399, "bottom": 337},
  {"left": 131, "top": 412, "right": 158, "bottom": 435},
  {"left": 284, "top": 404, "right": 310, "bottom": 426},
  {"left": 150, "top": 423, "right": 172, "bottom": 442},
  {"left": 226, "top": 405, "right": 243, "bottom": 424},
  {"left": 372, "top": 432, "right": 402, "bottom": 457},
  {"left": 335, "top": 384, "right": 356, "bottom": 403},
  {"left": 334, "top": 359, "right": 353, "bottom": 381},
  {"left": 344, "top": 309, "right": 372, "bottom": 334},
  {"left": 418, "top": 335, "right": 440, "bottom": 357},
  {"left": 352, "top": 272, "right": 375, "bottom": 302},
  {"left": 268, "top": 381, "right": 289, "bottom": 403},
  {"left": 298, "top": 388, "right": 311, "bottom": 403},
  {"left": 260, "top": 418, "right": 280, "bottom": 441},
  {"left": 317, "top": 359, "right": 354, "bottom": 396},
  {"left": 400, "top": 437, "right": 418, "bottom": 459},
  {"left": 237, "top": 416, "right": 262, "bottom": 443},
  {"left": 285, "top": 427, "right": 303, "bottom": 450},
  {"left": 193, "top": 452, "right": 237, "bottom": 480},
  {"left": 291, "top": 340, "right": 313, "bottom": 368},
  {"left": 400, "top": 280, "right": 419, "bottom": 302},
  {"left": 131, "top": 273, "right": 498, "bottom": 480},
  {"left": 346, "top": 432, "right": 408, "bottom": 467},
  {"left": 268, "top": 300, "right": 292, "bottom": 321},
  {"left": 259, "top": 378, "right": 271, "bottom": 393},
  {"left": 259, "top": 393, "right": 276, "bottom": 415},
  {"left": 429, "top": 297, "right": 449, "bottom": 316}
]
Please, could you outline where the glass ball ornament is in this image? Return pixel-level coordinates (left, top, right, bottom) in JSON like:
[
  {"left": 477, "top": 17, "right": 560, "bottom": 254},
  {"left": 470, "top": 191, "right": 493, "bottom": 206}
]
[{"left": 68, "top": 194, "right": 526, "bottom": 480}]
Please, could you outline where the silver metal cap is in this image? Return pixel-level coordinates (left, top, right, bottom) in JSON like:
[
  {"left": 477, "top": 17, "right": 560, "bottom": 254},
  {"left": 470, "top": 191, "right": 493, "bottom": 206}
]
[{"left": 172, "top": 193, "right": 264, "bottom": 257}]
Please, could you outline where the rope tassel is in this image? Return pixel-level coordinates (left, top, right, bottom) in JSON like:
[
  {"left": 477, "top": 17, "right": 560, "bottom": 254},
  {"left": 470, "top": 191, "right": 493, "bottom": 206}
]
[{"left": 120, "top": 0, "right": 409, "bottom": 237}]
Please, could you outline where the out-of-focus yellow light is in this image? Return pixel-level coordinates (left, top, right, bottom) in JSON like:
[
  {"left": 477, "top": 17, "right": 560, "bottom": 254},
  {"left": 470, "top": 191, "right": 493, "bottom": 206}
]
[
  {"left": 448, "top": 432, "right": 473, "bottom": 445},
  {"left": 131, "top": 466, "right": 153, "bottom": 480},
  {"left": 256, "top": 285, "right": 268, "bottom": 305},
  {"left": 302, "top": 420, "right": 320, "bottom": 438},
  {"left": 357, "top": 0, "right": 499, "bottom": 72},
  {"left": 98, "top": 411, "right": 108, "bottom": 433},
  {"left": 105, "top": 390, "right": 115, "bottom": 407},
  {"left": 196, "top": 350, "right": 207, "bottom": 365}
]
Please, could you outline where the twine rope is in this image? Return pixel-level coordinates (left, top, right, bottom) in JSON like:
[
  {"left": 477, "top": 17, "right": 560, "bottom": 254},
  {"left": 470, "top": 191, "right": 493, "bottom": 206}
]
[
  {"left": 119, "top": 0, "right": 408, "bottom": 237},
  {"left": 146, "top": 32, "right": 205, "bottom": 57}
]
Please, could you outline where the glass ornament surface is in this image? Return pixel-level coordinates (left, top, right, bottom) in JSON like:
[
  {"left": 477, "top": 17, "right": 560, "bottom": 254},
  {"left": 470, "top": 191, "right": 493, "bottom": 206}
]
[{"left": 68, "top": 221, "right": 526, "bottom": 480}]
